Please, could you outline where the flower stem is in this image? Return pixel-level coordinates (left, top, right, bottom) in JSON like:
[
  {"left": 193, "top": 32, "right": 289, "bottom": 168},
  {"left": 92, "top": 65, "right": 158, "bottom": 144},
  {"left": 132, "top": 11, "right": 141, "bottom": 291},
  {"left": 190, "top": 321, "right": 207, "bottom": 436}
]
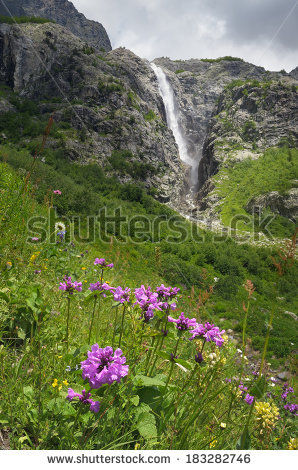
[
  {"left": 66, "top": 296, "right": 71, "bottom": 353},
  {"left": 163, "top": 337, "right": 180, "bottom": 394},
  {"left": 112, "top": 306, "right": 119, "bottom": 349},
  {"left": 118, "top": 305, "right": 126, "bottom": 349},
  {"left": 88, "top": 295, "right": 97, "bottom": 344}
]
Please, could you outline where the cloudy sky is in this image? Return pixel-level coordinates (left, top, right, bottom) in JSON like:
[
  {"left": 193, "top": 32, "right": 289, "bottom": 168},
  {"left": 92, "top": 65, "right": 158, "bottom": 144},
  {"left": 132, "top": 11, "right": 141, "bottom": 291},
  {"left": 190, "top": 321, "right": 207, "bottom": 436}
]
[{"left": 72, "top": 0, "right": 298, "bottom": 72}]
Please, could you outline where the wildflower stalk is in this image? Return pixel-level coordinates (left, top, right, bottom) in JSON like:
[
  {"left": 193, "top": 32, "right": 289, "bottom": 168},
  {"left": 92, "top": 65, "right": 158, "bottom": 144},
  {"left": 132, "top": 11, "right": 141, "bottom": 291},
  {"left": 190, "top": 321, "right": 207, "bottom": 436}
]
[
  {"left": 112, "top": 306, "right": 119, "bottom": 349},
  {"left": 163, "top": 337, "right": 180, "bottom": 393},
  {"left": 118, "top": 304, "right": 126, "bottom": 349},
  {"left": 145, "top": 319, "right": 161, "bottom": 375},
  {"left": 88, "top": 296, "right": 98, "bottom": 344},
  {"left": 148, "top": 315, "right": 168, "bottom": 376},
  {"left": 66, "top": 296, "right": 71, "bottom": 353},
  {"left": 95, "top": 295, "right": 101, "bottom": 342},
  {"left": 259, "top": 304, "right": 275, "bottom": 378}
]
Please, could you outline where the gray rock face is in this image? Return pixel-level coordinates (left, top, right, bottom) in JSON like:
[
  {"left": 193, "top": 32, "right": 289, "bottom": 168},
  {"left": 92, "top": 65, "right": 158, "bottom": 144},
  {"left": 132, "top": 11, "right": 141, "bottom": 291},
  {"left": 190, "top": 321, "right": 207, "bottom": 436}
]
[
  {"left": 0, "top": 0, "right": 112, "bottom": 52},
  {"left": 0, "top": 22, "right": 186, "bottom": 205},
  {"left": 246, "top": 189, "right": 298, "bottom": 222},
  {"left": 200, "top": 80, "right": 298, "bottom": 185}
]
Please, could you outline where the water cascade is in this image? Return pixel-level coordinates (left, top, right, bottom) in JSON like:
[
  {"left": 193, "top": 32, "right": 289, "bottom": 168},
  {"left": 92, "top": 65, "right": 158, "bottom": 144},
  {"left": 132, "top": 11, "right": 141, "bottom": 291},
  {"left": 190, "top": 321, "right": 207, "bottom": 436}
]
[{"left": 151, "top": 63, "right": 198, "bottom": 187}]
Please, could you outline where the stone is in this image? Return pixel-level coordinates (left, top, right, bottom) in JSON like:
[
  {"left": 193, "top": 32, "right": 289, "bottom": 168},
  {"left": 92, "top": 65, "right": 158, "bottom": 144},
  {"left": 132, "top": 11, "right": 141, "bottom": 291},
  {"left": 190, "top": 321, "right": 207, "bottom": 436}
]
[{"left": 277, "top": 371, "right": 289, "bottom": 381}]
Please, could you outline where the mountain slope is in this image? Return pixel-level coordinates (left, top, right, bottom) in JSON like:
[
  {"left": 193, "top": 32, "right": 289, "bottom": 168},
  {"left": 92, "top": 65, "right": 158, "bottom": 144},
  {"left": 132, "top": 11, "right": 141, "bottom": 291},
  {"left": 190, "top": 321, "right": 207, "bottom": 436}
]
[{"left": 0, "top": 0, "right": 112, "bottom": 51}]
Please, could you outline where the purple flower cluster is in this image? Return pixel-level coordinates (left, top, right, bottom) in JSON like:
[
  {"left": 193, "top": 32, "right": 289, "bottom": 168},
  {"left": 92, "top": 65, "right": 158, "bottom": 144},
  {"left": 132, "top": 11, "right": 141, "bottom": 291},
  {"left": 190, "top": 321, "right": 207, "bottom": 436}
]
[
  {"left": 81, "top": 345, "right": 129, "bottom": 389},
  {"left": 89, "top": 282, "right": 111, "bottom": 297},
  {"left": 67, "top": 388, "right": 100, "bottom": 413},
  {"left": 195, "top": 352, "right": 204, "bottom": 364},
  {"left": 59, "top": 276, "right": 82, "bottom": 294},
  {"left": 94, "top": 258, "right": 114, "bottom": 268},
  {"left": 281, "top": 384, "right": 297, "bottom": 415},
  {"left": 111, "top": 286, "right": 131, "bottom": 304},
  {"left": 281, "top": 385, "right": 294, "bottom": 401},
  {"left": 189, "top": 322, "right": 225, "bottom": 347},
  {"left": 168, "top": 312, "right": 197, "bottom": 331},
  {"left": 284, "top": 403, "right": 298, "bottom": 415},
  {"left": 134, "top": 285, "right": 162, "bottom": 322},
  {"left": 244, "top": 393, "right": 254, "bottom": 405},
  {"left": 156, "top": 284, "right": 179, "bottom": 311},
  {"left": 57, "top": 230, "right": 66, "bottom": 241}
]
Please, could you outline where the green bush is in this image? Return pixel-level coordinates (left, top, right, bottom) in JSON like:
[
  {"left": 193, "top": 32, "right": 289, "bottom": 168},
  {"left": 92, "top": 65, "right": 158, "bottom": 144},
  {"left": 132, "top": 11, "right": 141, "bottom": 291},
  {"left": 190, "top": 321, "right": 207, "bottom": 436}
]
[{"left": 0, "top": 15, "right": 55, "bottom": 24}]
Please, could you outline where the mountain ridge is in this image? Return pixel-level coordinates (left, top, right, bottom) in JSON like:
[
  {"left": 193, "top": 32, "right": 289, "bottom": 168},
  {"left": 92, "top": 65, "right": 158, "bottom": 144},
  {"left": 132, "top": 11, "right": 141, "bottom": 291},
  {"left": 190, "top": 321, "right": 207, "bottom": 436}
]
[{"left": 0, "top": 0, "right": 112, "bottom": 51}]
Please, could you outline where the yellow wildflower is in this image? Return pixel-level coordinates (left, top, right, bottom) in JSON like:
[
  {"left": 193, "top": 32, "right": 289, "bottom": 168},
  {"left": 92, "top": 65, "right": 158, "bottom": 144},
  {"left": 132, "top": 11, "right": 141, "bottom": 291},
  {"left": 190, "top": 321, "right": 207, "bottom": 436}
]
[
  {"left": 62, "top": 380, "right": 69, "bottom": 386},
  {"left": 220, "top": 422, "right": 227, "bottom": 429},
  {"left": 7, "top": 261, "right": 12, "bottom": 266},
  {"left": 81, "top": 267, "right": 86, "bottom": 270},
  {"left": 209, "top": 439, "right": 217, "bottom": 448},
  {"left": 288, "top": 437, "right": 298, "bottom": 450},
  {"left": 52, "top": 378, "right": 58, "bottom": 388},
  {"left": 254, "top": 401, "right": 279, "bottom": 435}
]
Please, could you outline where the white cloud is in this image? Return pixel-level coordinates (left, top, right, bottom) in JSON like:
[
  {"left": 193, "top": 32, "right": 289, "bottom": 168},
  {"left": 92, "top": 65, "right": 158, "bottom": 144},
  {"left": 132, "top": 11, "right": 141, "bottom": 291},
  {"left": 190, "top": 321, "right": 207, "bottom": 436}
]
[{"left": 71, "top": 0, "right": 298, "bottom": 71}]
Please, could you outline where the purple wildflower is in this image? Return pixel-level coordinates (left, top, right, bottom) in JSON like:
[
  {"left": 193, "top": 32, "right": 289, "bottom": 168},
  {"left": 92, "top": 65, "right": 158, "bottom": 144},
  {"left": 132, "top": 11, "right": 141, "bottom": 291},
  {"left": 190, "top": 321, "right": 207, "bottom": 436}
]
[
  {"left": 31, "top": 237, "right": 39, "bottom": 242},
  {"left": 53, "top": 190, "right": 62, "bottom": 195},
  {"left": 34, "top": 270, "right": 41, "bottom": 274},
  {"left": 57, "top": 230, "right": 66, "bottom": 241},
  {"left": 156, "top": 284, "right": 180, "bottom": 300},
  {"left": 284, "top": 403, "right": 298, "bottom": 415},
  {"left": 66, "top": 388, "right": 100, "bottom": 413},
  {"left": 111, "top": 286, "right": 131, "bottom": 304},
  {"left": 59, "top": 276, "right": 82, "bottom": 294},
  {"left": 195, "top": 352, "right": 204, "bottom": 364},
  {"left": 244, "top": 393, "right": 254, "bottom": 405},
  {"left": 134, "top": 285, "right": 162, "bottom": 322},
  {"left": 81, "top": 345, "right": 129, "bottom": 389},
  {"left": 190, "top": 322, "right": 225, "bottom": 347},
  {"left": 89, "top": 282, "right": 111, "bottom": 297},
  {"left": 94, "top": 258, "right": 114, "bottom": 268},
  {"left": 281, "top": 385, "right": 295, "bottom": 401},
  {"left": 168, "top": 312, "right": 197, "bottom": 331}
]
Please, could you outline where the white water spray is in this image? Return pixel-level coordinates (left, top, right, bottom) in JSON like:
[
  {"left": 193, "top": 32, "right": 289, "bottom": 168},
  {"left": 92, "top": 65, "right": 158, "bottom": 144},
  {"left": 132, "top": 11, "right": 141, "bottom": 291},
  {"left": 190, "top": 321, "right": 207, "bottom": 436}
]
[{"left": 151, "top": 63, "right": 198, "bottom": 185}]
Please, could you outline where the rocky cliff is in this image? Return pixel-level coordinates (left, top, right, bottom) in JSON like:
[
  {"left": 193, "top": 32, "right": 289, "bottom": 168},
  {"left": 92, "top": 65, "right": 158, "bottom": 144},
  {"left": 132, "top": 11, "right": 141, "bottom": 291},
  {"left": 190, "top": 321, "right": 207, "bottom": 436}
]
[
  {"left": 0, "top": 21, "right": 186, "bottom": 204},
  {"left": 153, "top": 57, "right": 297, "bottom": 228},
  {"left": 0, "top": 0, "right": 112, "bottom": 52}
]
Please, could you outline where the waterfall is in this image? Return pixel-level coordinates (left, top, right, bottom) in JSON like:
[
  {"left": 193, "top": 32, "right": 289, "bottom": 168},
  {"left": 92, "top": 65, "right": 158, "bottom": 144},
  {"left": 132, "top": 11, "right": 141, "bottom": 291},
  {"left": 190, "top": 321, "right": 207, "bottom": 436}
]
[{"left": 151, "top": 63, "right": 198, "bottom": 186}]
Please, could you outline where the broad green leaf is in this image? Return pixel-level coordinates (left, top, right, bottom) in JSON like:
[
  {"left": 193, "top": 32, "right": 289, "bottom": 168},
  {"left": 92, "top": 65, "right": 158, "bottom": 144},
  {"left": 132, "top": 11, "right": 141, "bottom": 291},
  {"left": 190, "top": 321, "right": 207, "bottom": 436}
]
[
  {"left": 134, "top": 374, "right": 166, "bottom": 387},
  {"left": 136, "top": 412, "right": 157, "bottom": 440}
]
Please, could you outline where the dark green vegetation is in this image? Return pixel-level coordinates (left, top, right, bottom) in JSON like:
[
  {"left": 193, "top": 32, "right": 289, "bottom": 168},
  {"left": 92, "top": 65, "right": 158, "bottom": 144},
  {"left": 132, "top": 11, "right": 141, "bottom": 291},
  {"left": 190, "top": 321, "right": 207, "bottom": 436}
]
[
  {"left": 201, "top": 56, "right": 244, "bottom": 63},
  {"left": 213, "top": 147, "right": 298, "bottom": 238},
  {"left": 0, "top": 15, "right": 55, "bottom": 24}
]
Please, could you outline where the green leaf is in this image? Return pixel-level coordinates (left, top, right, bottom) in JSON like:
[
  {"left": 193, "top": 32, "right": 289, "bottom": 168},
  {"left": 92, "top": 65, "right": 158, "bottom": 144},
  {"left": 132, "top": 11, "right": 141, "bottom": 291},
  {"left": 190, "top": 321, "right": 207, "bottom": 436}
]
[
  {"left": 136, "top": 412, "right": 157, "bottom": 440},
  {"left": 133, "top": 374, "right": 166, "bottom": 387},
  {"left": 23, "top": 386, "right": 34, "bottom": 399},
  {"left": 250, "top": 375, "right": 266, "bottom": 399},
  {"left": 130, "top": 395, "right": 140, "bottom": 406},
  {"left": 156, "top": 351, "right": 172, "bottom": 360},
  {"left": 236, "top": 427, "right": 251, "bottom": 450},
  {"left": 0, "top": 290, "right": 9, "bottom": 302},
  {"left": 175, "top": 358, "right": 194, "bottom": 370},
  {"left": 17, "top": 328, "right": 26, "bottom": 340}
]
